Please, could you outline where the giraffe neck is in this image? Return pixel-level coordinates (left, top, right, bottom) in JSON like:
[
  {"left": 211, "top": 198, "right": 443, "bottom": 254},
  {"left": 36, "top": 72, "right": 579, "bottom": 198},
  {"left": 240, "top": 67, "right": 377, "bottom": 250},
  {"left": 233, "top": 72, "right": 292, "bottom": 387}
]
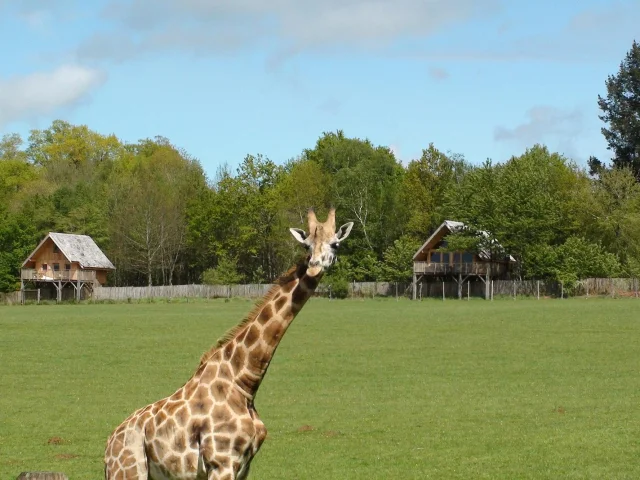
[{"left": 202, "top": 260, "right": 322, "bottom": 400}]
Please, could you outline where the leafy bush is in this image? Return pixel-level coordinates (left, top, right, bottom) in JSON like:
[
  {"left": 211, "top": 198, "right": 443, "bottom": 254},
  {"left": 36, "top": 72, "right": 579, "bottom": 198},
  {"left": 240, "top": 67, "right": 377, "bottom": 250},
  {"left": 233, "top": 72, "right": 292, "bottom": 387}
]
[
  {"left": 324, "top": 275, "right": 349, "bottom": 299},
  {"left": 201, "top": 255, "right": 244, "bottom": 285}
]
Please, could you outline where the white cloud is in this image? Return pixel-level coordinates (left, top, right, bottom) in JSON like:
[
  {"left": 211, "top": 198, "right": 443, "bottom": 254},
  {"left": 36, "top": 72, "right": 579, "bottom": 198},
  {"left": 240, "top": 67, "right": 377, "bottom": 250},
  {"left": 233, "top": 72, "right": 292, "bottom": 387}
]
[
  {"left": 494, "top": 106, "right": 585, "bottom": 158},
  {"left": 401, "top": 2, "right": 640, "bottom": 64},
  {"left": 0, "top": 65, "right": 106, "bottom": 128},
  {"left": 75, "top": 0, "right": 501, "bottom": 62}
]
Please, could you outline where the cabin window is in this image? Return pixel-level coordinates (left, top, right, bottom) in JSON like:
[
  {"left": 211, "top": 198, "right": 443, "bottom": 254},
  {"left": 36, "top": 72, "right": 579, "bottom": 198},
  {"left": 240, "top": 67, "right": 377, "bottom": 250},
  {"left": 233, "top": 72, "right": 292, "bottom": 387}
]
[
  {"left": 462, "top": 253, "right": 474, "bottom": 263},
  {"left": 431, "top": 252, "right": 441, "bottom": 263},
  {"left": 53, "top": 263, "right": 60, "bottom": 272},
  {"left": 442, "top": 253, "right": 450, "bottom": 264},
  {"left": 65, "top": 264, "right": 71, "bottom": 270},
  {"left": 453, "top": 253, "right": 461, "bottom": 263},
  {"left": 53, "top": 245, "right": 60, "bottom": 253},
  {"left": 41, "top": 263, "right": 47, "bottom": 271}
]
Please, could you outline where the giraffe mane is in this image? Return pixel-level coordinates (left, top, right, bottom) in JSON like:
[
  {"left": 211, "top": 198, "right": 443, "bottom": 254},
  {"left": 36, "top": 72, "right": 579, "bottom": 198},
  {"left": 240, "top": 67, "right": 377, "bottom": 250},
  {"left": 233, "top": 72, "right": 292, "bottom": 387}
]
[{"left": 197, "top": 258, "right": 306, "bottom": 368}]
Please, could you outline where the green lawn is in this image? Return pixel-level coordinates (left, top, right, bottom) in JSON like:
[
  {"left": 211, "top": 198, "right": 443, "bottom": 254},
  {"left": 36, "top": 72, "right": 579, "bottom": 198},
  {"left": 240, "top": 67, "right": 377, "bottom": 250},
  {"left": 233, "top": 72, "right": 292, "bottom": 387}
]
[{"left": 1, "top": 298, "right": 639, "bottom": 479}]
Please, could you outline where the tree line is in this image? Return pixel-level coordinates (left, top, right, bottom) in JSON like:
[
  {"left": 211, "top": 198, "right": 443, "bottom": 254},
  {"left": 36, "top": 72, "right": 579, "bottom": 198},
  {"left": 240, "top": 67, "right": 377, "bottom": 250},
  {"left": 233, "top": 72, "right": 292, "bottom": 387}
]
[{"left": 1, "top": 41, "right": 639, "bottom": 293}]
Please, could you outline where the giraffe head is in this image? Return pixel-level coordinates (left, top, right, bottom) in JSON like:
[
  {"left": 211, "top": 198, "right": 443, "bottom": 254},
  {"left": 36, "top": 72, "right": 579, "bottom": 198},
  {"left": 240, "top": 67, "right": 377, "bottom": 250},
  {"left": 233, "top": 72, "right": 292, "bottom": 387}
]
[{"left": 289, "top": 208, "right": 354, "bottom": 277}]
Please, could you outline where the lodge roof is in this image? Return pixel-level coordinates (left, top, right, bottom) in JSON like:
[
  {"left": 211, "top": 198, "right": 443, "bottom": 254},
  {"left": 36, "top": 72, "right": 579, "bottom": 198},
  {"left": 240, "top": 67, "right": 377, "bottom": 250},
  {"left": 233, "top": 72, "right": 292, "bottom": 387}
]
[
  {"left": 21, "top": 232, "right": 116, "bottom": 270},
  {"left": 413, "top": 220, "right": 516, "bottom": 262}
]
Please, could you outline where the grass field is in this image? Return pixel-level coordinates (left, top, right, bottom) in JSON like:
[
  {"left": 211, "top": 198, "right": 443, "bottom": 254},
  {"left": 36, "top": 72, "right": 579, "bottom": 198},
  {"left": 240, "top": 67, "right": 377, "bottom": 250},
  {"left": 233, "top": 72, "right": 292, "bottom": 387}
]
[{"left": 1, "top": 297, "right": 640, "bottom": 479}]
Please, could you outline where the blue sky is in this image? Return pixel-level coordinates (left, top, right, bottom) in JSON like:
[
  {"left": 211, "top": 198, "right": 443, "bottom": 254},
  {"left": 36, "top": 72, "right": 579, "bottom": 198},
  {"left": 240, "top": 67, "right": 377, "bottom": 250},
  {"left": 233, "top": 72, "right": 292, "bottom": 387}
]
[{"left": 0, "top": 0, "right": 638, "bottom": 177}]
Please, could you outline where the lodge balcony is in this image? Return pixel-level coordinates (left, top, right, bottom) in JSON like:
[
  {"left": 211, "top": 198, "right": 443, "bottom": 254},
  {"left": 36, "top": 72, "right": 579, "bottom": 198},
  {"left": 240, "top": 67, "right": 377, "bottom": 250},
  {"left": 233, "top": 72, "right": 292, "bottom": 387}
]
[
  {"left": 21, "top": 268, "right": 97, "bottom": 283},
  {"left": 413, "top": 262, "right": 507, "bottom": 276}
]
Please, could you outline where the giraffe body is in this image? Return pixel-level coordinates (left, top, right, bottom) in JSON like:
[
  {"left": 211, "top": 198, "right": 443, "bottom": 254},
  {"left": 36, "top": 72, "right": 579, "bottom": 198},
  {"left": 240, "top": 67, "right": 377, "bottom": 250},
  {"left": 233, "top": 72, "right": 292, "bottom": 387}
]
[{"left": 104, "top": 209, "right": 353, "bottom": 479}]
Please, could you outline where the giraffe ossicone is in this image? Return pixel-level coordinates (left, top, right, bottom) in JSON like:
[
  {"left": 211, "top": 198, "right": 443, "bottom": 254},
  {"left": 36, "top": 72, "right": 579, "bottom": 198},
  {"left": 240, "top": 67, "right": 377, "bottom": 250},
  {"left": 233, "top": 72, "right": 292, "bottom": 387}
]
[{"left": 104, "top": 208, "right": 354, "bottom": 480}]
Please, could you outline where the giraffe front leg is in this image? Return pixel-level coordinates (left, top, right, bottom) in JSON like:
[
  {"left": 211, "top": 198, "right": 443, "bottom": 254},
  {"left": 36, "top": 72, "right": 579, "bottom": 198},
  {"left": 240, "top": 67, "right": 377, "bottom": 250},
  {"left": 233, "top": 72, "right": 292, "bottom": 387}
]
[
  {"left": 201, "top": 430, "right": 256, "bottom": 480},
  {"left": 206, "top": 465, "right": 236, "bottom": 480},
  {"left": 199, "top": 433, "right": 239, "bottom": 480}
]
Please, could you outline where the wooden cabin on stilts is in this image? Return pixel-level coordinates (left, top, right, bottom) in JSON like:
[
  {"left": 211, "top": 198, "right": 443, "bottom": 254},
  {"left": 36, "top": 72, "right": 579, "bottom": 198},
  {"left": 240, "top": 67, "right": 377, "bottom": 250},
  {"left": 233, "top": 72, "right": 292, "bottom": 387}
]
[
  {"left": 412, "top": 220, "right": 516, "bottom": 300},
  {"left": 20, "top": 232, "right": 115, "bottom": 303}
]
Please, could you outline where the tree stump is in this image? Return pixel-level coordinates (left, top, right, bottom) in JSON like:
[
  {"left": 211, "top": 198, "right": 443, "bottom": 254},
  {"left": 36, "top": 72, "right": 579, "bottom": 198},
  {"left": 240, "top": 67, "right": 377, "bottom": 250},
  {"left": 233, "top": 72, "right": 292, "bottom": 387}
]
[{"left": 17, "top": 473, "right": 68, "bottom": 480}]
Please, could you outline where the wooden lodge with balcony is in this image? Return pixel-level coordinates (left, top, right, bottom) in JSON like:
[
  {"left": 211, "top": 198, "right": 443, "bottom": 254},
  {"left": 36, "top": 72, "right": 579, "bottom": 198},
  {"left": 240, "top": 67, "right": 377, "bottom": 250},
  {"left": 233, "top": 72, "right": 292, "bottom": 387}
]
[
  {"left": 412, "top": 220, "right": 516, "bottom": 300},
  {"left": 20, "top": 232, "right": 115, "bottom": 303}
]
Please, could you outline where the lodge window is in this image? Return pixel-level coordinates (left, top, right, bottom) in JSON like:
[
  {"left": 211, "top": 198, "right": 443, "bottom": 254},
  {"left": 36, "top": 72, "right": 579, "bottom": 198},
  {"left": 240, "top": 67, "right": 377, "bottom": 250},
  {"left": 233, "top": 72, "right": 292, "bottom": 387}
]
[
  {"left": 53, "top": 245, "right": 59, "bottom": 253},
  {"left": 453, "top": 253, "right": 461, "bottom": 263},
  {"left": 431, "top": 252, "right": 441, "bottom": 263},
  {"left": 462, "top": 252, "right": 474, "bottom": 263},
  {"left": 53, "top": 263, "right": 60, "bottom": 272},
  {"left": 442, "top": 253, "right": 450, "bottom": 264},
  {"left": 41, "top": 263, "right": 47, "bottom": 271},
  {"left": 65, "top": 264, "right": 71, "bottom": 270}
]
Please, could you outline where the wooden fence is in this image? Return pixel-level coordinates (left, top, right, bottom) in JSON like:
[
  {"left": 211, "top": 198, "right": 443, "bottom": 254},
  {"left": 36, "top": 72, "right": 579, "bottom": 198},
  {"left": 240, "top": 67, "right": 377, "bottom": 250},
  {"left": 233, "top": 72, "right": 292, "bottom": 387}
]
[
  {"left": 415, "top": 278, "right": 639, "bottom": 299},
  {"left": 91, "top": 284, "right": 272, "bottom": 301},
  {"left": 0, "top": 291, "right": 21, "bottom": 305},
  {"left": 3, "top": 278, "right": 639, "bottom": 304}
]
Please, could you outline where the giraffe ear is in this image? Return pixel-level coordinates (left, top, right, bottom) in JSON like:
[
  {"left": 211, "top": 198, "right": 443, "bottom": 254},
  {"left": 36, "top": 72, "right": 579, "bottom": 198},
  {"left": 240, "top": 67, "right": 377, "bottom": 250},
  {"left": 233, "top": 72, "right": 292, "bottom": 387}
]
[
  {"left": 336, "top": 222, "right": 354, "bottom": 242},
  {"left": 289, "top": 228, "right": 308, "bottom": 244}
]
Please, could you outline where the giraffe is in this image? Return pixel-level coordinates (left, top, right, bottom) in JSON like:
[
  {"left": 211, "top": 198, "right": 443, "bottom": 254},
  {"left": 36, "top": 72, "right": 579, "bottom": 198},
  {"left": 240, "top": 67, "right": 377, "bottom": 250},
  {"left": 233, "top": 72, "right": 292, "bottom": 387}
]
[{"left": 104, "top": 208, "right": 354, "bottom": 480}]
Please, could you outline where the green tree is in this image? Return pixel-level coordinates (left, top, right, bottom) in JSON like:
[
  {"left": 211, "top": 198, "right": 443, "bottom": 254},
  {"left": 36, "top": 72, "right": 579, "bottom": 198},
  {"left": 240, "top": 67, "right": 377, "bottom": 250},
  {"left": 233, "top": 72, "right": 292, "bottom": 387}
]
[
  {"left": 381, "top": 235, "right": 421, "bottom": 282},
  {"left": 553, "top": 236, "right": 621, "bottom": 293},
  {"left": 26, "top": 120, "right": 123, "bottom": 185},
  {"left": 402, "top": 144, "right": 469, "bottom": 238},
  {"left": 584, "top": 167, "right": 640, "bottom": 274},
  {"left": 107, "top": 139, "right": 206, "bottom": 286},
  {"left": 0, "top": 133, "right": 28, "bottom": 162},
  {"left": 303, "top": 130, "right": 407, "bottom": 263},
  {"left": 444, "top": 145, "right": 590, "bottom": 278},
  {"left": 597, "top": 40, "right": 640, "bottom": 180},
  {"left": 201, "top": 254, "right": 244, "bottom": 285},
  {"left": 0, "top": 209, "right": 37, "bottom": 292}
]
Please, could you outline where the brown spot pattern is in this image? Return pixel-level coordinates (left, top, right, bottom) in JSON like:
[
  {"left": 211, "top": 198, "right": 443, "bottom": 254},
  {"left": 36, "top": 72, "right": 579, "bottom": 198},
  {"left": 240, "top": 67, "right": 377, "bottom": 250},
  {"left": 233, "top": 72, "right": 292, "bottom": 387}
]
[
  {"left": 258, "top": 304, "right": 273, "bottom": 324},
  {"left": 274, "top": 296, "right": 287, "bottom": 312},
  {"left": 244, "top": 325, "right": 259, "bottom": 347}
]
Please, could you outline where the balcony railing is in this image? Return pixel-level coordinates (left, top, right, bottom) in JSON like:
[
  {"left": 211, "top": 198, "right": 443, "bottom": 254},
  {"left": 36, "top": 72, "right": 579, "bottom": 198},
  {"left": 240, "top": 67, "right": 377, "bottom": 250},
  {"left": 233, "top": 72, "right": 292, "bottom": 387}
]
[
  {"left": 413, "top": 262, "right": 495, "bottom": 275},
  {"left": 21, "top": 268, "right": 97, "bottom": 282}
]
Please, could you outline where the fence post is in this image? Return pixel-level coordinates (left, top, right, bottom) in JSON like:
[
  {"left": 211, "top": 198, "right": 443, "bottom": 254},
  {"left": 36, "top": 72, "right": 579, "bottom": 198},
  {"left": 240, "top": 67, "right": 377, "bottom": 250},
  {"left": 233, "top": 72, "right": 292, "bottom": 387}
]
[
  {"left": 467, "top": 281, "right": 470, "bottom": 301},
  {"left": 419, "top": 283, "right": 423, "bottom": 301},
  {"left": 561, "top": 282, "right": 564, "bottom": 299},
  {"left": 395, "top": 282, "right": 398, "bottom": 301},
  {"left": 491, "top": 280, "right": 494, "bottom": 301},
  {"left": 611, "top": 278, "right": 615, "bottom": 299},
  {"left": 442, "top": 281, "right": 445, "bottom": 301},
  {"left": 537, "top": 280, "right": 540, "bottom": 300},
  {"left": 635, "top": 278, "right": 638, "bottom": 298},
  {"left": 513, "top": 280, "right": 516, "bottom": 300},
  {"left": 37, "top": 289, "right": 41, "bottom": 304}
]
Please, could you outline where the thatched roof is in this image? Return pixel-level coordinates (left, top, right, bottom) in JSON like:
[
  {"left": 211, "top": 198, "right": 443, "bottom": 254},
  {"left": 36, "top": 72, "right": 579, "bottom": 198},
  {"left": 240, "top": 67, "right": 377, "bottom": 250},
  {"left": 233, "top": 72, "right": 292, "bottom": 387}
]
[{"left": 22, "top": 232, "right": 115, "bottom": 270}]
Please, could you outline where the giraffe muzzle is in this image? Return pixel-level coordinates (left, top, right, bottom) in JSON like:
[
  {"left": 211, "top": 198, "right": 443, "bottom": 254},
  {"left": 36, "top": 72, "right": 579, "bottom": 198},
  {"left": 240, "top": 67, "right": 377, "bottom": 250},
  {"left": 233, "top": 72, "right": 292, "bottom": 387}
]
[{"left": 307, "top": 265, "right": 323, "bottom": 277}]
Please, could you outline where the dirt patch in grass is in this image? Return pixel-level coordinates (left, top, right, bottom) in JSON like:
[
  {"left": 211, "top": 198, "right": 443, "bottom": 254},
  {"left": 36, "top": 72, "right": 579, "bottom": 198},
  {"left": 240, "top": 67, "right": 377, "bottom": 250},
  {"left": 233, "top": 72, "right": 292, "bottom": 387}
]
[
  {"left": 47, "top": 437, "right": 66, "bottom": 445},
  {"left": 55, "top": 453, "right": 78, "bottom": 460}
]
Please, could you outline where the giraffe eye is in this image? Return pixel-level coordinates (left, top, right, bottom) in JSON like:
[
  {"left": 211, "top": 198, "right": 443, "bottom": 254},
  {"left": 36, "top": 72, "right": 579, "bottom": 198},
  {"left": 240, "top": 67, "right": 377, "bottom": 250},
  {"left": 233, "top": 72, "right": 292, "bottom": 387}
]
[{"left": 330, "top": 242, "right": 340, "bottom": 250}]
